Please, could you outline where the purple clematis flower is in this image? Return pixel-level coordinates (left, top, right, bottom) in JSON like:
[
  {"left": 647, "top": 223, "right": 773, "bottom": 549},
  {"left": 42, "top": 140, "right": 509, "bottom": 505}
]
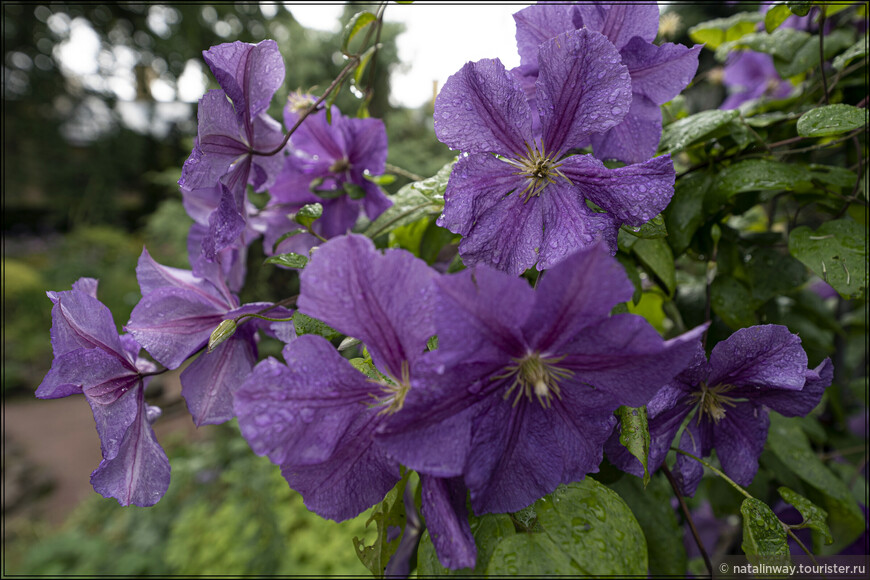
[
  {"left": 179, "top": 40, "right": 287, "bottom": 259},
  {"left": 260, "top": 103, "right": 391, "bottom": 257},
  {"left": 36, "top": 278, "right": 170, "bottom": 507},
  {"left": 435, "top": 28, "right": 677, "bottom": 276},
  {"left": 376, "top": 243, "right": 706, "bottom": 515},
  {"left": 126, "top": 249, "right": 293, "bottom": 426},
  {"left": 513, "top": 3, "right": 702, "bottom": 163},
  {"left": 720, "top": 51, "right": 793, "bottom": 110},
  {"left": 607, "top": 325, "right": 833, "bottom": 496},
  {"left": 234, "top": 234, "right": 476, "bottom": 570}
]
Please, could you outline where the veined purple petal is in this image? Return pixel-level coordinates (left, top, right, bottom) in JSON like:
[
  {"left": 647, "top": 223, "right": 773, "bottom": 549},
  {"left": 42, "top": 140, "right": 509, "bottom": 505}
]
[
  {"left": 180, "top": 90, "right": 247, "bottom": 193},
  {"left": 513, "top": 4, "right": 573, "bottom": 71},
  {"left": 588, "top": 95, "right": 663, "bottom": 164},
  {"left": 47, "top": 281, "right": 125, "bottom": 359},
  {"left": 536, "top": 183, "right": 618, "bottom": 271},
  {"left": 345, "top": 116, "right": 388, "bottom": 175},
  {"left": 751, "top": 358, "right": 833, "bottom": 416},
  {"left": 187, "top": 223, "right": 249, "bottom": 294},
  {"left": 249, "top": 113, "right": 287, "bottom": 192},
  {"left": 560, "top": 153, "right": 676, "bottom": 226},
  {"left": 572, "top": 3, "right": 660, "bottom": 51},
  {"left": 674, "top": 418, "right": 713, "bottom": 497},
  {"left": 126, "top": 287, "right": 226, "bottom": 369},
  {"left": 712, "top": 403, "right": 769, "bottom": 488},
  {"left": 38, "top": 347, "right": 137, "bottom": 405},
  {"left": 420, "top": 476, "right": 477, "bottom": 570},
  {"left": 621, "top": 38, "right": 702, "bottom": 105},
  {"left": 298, "top": 235, "right": 437, "bottom": 378},
  {"left": 90, "top": 386, "right": 170, "bottom": 507},
  {"left": 181, "top": 329, "right": 256, "bottom": 426},
  {"left": 537, "top": 29, "right": 631, "bottom": 153},
  {"left": 203, "top": 179, "right": 249, "bottom": 259},
  {"left": 85, "top": 372, "right": 141, "bottom": 461},
  {"left": 235, "top": 334, "right": 377, "bottom": 467},
  {"left": 136, "top": 247, "right": 232, "bottom": 309},
  {"left": 524, "top": 242, "right": 633, "bottom": 352},
  {"left": 361, "top": 179, "right": 392, "bottom": 223},
  {"left": 706, "top": 325, "right": 808, "bottom": 391},
  {"left": 435, "top": 58, "right": 533, "bottom": 156}
]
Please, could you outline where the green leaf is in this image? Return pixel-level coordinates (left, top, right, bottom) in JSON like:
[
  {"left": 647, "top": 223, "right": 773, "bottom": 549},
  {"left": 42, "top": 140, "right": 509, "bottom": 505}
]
[
  {"left": 353, "top": 43, "right": 379, "bottom": 87},
  {"left": 787, "top": 1, "right": 813, "bottom": 16},
  {"left": 272, "top": 229, "right": 307, "bottom": 253},
  {"left": 621, "top": 214, "right": 667, "bottom": 239},
  {"left": 659, "top": 110, "right": 739, "bottom": 154},
  {"left": 263, "top": 253, "right": 308, "bottom": 269},
  {"left": 807, "top": 164, "right": 858, "bottom": 190},
  {"left": 293, "top": 312, "right": 341, "bottom": 341},
  {"left": 778, "top": 487, "right": 833, "bottom": 545},
  {"left": 292, "top": 203, "right": 322, "bottom": 229},
  {"left": 796, "top": 104, "right": 868, "bottom": 138},
  {"left": 743, "top": 247, "right": 807, "bottom": 304},
  {"left": 353, "top": 472, "right": 409, "bottom": 577},
  {"left": 342, "top": 11, "right": 376, "bottom": 54},
  {"left": 688, "top": 12, "right": 764, "bottom": 49},
  {"left": 418, "top": 514, "right": 515, "bottom": 576},
  {"left": 788, "top": 219, "right": 867, "bottom": 299},
  {"left": 775, "top": 28, "right": 855, "bottom": 78},
  {"left": 766, "top": 4, "right": 794, "bottom": 32},
  {"left": 616, "top": 406, "right": 650, "bottom": 486},
  {"left": 767, "top": 414, "right": 865, "bottom": 552},
  {"left": 348, "top": 357, "right": 386, "bottom": 381},
  {"left": 615, "top": 253, "right": 642, "bottom": 305},
  {"left": 833, "top": 36, "right": 868, "bottom": 70},
  {"left": 740, "top": 497, "right": 790, "bottom": 567},
  {"left": 363, "top": 160, "right": 452, "bottom": 239},
  {"left": 715, "top": 159, "right": 813, "bottom": 197},
  {"left": 665, "top": 172, "right": 713, "bottom": 256},
  {"left": 716, "top": 28, "right": 855, "bottom": 78},
  {"left": 711, "top": 276, "right": 758, "bottom": 329},
  {"left": 632, "top": 238, "right": 676, "bottom": 297},
  {"left": 488, "top": 480, "right": 647, "bottom": 576},
  {"left": 611, "top": 473, "right": 688, "bottom": 576},
  {"left": 364, "top": 172, "right": 396, "bottom": 186},
  {"left": 419, "top": 219, "right": 457, "bottom": 265},
  {"left": 426, "top": 335, "right": 438, "bottom": 351}
]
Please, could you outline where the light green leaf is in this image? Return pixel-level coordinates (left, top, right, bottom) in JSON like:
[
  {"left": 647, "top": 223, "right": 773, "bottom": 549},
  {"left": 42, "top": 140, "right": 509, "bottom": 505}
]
[
  {"left": 788, "top": 219, "right": 867, "bottom": 299},
  {"left": 833, "top": 36, "right": 868, "bottom": 70},
  {"left": 363, "top": 160, "right": 452, "bottom": 239},
  {"left": 632, "top": 238, "right": 676, "bottom": 297},
  {"left": 418, "top": 514, "right": 515, "bottom": 576},
  {"left": 616, "top": 406, "right": 650, "bottom": 486},
  {"left": 767, "top": 414, "right": 865, "bottom": 552},
  {"left": 659, "top": 110, "right": 739, "bottom": 154},
  {"left": 621, "top": 214, "right": 668, "bottom": 239},
  {"left": 292, "top": 203, "right": 322, "bottom": 229},
  {"left": 263, "top": 252, "right": 308, "bottom": 269},
  {"left": 778, "top": 487, "right": 833, "bottom": 545},
  {"left": 353, "top": 43, "right": 379, "bottom": 86},
  {"left": 688, "top": 12, "right": 764, "bottom": 49},
  {"left": 766, "top": 4, "right": 794, "bottom": 32},
  {"left": 293, "top": 312, "right": 341, "bottom": 341},
  {"left": 342, "top": 11, "right": 376, "bottom": 54},
  {"left": 740, "top": 497, "right": 790, "bottom": 567},
  {"left": 353, "top": 472, "right": 409, "bottom": 577},
  {"left": 797, "top": 104, "right": 868, "bottom": 137}
]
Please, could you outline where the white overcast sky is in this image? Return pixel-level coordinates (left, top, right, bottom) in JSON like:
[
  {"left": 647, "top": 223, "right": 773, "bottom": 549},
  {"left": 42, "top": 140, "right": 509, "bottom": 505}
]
[{"left": 290, "top": 2, "right": 524, "bottom": 108}]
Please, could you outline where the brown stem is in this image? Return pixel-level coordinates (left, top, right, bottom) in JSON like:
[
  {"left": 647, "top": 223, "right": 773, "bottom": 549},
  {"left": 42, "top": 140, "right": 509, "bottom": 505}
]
[{"left": 663, "top": 464, "right": 713, "bottom": 577}]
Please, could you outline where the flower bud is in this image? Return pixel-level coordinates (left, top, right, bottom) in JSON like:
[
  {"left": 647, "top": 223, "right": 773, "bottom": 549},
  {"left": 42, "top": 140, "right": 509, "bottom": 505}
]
[{"left": 208, "top": 319, "right": 237, "bottom": 353}]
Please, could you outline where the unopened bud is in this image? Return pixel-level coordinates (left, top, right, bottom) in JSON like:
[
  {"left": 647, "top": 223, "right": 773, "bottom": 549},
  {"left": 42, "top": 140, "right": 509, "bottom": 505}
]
[{"left": 208, "top": 319, "right": 237, "bottom": 353}]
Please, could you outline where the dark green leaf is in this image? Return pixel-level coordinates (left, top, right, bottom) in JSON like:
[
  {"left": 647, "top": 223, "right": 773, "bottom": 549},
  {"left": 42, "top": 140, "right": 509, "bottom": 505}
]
[
  {"left": 715, "top": 159, "right": 813, "bottom": 197},
  {"left": 342, "top": 11, "right": 376, "bottom": 54},
  {"left": 665, "top": 172, "right": 712, "bottom": 256},
  {"left": 740, "top": 497, "right": 790, "bottom": 567},
  {"left": 426, "top": 335, "right": 438, "bottom": 351},
  {"left": 688, "top": 12, "right": 764, "bottom": 49},
  {"left": 353, "top": 472, "right": 409, "bottom": 577},
  {"left": 775, "top": 29, "right": 855, "bottom": 78},
  {"left": 711, "top": 276, "right": 758, "bottom": 329},
  {"left": 292, "top": 203, "right": 323, "bottom": 229},
  {"left": 343, "top": 182, "right": 367, "bottom": 200},
  {"left": 615, "top": 253, "right": 642, "bottom": 305},
  {"left": 293, "top": 312, "right": 341, "bottom": 341},
  {"left": 611, "top": 473, "right": 688, "bottom": 576},
  {"left": 715, "top": 28, "right": 809, "bottom": 63},
  {"left": 263, "top": 253, "right": 308, "bottom": 269},
  {"left": 418, "top": 514, "right": 515, "bottom": 576},
  {"left": 486, "top": 534, "right": 577, "bottom": 575},
  {"left": 789, "top": 219, "right": 867, "bottom": 299},
  {"left": 767, "top": 414, "right": 865, "bottom": 552},
  {"left": 766, "top": 4, "right": 794, "bottom": 32},
  {"left": 621, "top": 214, "right": 667, "bottom": 239},
  {"left": 743, "top": 247, "right": 807, "bottom": 304},
  {"left": 833, "top": 36, "right": 868, "bottom": 70},
  {"left": 632, "top": 238, "right": 676, "bottom": 297},
  {"left": 807, "top": 164, "right": 858, "bottom": 189},
  {"left": 797, "top": 104, "right": 867, "bottom": 137},
  {"left": 659, "top": 110, "right": 739, "bottom": 154},
  {"left": 616, "top": 406, "right": 650, "bottom": 485},
  {"left": 420, "top": 219, "right": 456, "bottom": 265},
  {"left": 787, "top": 1, "right": 813, "bottom": 16},
  {"left": 778, "top": 487, "right": 833, "bottom": 545}
]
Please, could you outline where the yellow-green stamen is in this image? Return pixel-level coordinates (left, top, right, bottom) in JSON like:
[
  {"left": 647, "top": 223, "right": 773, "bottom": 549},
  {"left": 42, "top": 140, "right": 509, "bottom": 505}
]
[
  {"left": 369, "top": 360, "right": 412, "bottom": 416},
  {"left": 503, "top": 141, "right": 571, "bottom": 203},
  {"left": 491, "top": 352, "right": 573, "bottom": 409},
  {"left": 687, "top": 382, "right": 739, "bottom": 424}
]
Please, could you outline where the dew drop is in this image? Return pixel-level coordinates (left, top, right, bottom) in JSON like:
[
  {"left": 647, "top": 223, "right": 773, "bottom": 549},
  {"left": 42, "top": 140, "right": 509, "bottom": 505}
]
[{"left": 611, "top": 106, "right": 622, "bottom": 115}]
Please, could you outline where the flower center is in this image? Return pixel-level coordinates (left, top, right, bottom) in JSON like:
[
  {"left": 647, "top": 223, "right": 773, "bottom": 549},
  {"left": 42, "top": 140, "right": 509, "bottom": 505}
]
[
  {"left": 370, "top": 360, "right": 412, "bottom": 416},
  {"left": 504, "top": 141, "right": 570, "bottom": 203},
  {"left": 687, "top": 382, "right": 738, "bottom": 424},
  {"left": 329, "top": 157, "right": 351, "bottom": 173},
  {"left": 492, "top": 352, "right": 573, "bottom": 409}
]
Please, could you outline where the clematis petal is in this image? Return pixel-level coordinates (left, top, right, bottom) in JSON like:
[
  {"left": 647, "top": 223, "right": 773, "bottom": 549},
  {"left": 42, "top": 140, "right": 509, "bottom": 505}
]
[
  {"left": 203, "top": 179, "right": 249, "bottom": 259},
  {"left": 572, "top": 3, "right": 660, "bottom": 51},
  {"left": 537, "top": 28, "right": 631, "bottom": 152},
  {"left": 180, "top": 329, "right": 257, "bottom": 426},
  {"left": 180, "top": 90, "right": 247, "bottom": 193},
  {"left": 712, "top": 403, "right": 769, "bottom": 488},
  {"left": 536, "top": 182, "right": 619, "bottom": 271},
  {"left": 421, "top": 475, "right": 477, "bottom": 570},
  {"left": 235, "top": 334, "right": 377, "bottom": 467},
  {"left": 346, "top": 116, "right": 388, "bottom": 175},
  {"left": 588, "top": 95, "right": 663, "bottom": 164},
  {"left": 513, "top": 4, "right": 573, "bottom": 71},
  {"left": 298, "top": 235, "right": 437, "bottom": 378},
  {"left": 38, "top": 347, "right": 136, "bottom": 404},
  {"left": 525, "top": 242, "right": 633, "bottom": 352},
  {"left": 249, "top": 113, "right": 287, "bottom": 192},
  {"left": 674, "top": 418, "right": 713, "bottom": 497},
  {"left": 620, "top": 38, "right": 702, "bottom": 106},
  {"left": 560, "top": 152, "right": 676, "bottom": 226},
  {"left": 90, "top": 387, "right": 170, "bottom": 507},
  {"left": 434, "top": 58, "right": 533, "bottom": 156},
  {"left": 707, "top": 325, "right": 808, "bottom": 391},
  {"left": 136, "top": 247, "right": 232, "bottom": 308},
  {"left": 750, "top": 358, "right": 833, "bottom": 417},
  {"left": 47, "top": 281, "right": 125, "bottom": 359},
  {"left": 187, "top": 223, "right": 249, "bottom": 293}
]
